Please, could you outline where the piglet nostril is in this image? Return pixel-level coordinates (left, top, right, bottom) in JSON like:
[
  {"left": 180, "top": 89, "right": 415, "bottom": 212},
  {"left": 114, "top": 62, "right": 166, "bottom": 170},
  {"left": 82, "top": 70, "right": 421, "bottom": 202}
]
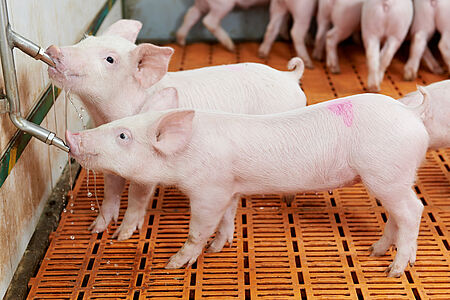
[
  {"left": 45, "top": 45, "right": 62, "bottom": 62},
  {"left": 65, "top": 130, "right": 80, "bottom": 157}
]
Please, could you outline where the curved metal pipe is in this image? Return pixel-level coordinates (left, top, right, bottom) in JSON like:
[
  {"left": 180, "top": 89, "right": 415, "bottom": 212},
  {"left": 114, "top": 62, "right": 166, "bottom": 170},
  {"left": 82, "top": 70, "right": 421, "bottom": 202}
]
[{"left": 0, "top": 0, "right": 69, "bottom": 152}]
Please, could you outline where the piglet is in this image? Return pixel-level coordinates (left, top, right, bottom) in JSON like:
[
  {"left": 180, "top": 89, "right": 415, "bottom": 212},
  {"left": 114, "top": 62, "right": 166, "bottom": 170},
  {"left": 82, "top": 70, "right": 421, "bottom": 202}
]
[
  {"left": 361, "top": 0, "right": 413, "bottom": 92},
  {"left": 176, "top": 0, "right": 269, "bottom": 51},
  {"left": 314, "top": 0, "right": 365, "bottom": 73},
  {"left": 398, "top": 80, "right": 450, "bottom": 149},
  {"left": 46, "top": 19, "right": 307, "bottom": 241},
  {"left": 66, "top": 87, "right": 429, "bottom": 278},
  {"left": 404, "top": 0, "right": 449, "bottom": 81},
  {"left": 259, "top": 0, "right": 317, "bottom": 69}
]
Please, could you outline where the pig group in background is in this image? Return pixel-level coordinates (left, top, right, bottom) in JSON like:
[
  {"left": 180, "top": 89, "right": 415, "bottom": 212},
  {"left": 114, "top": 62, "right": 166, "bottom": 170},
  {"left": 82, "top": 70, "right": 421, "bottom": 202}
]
[
  {"left": 46, "top": 19, "right": 307, "bottom": 241},
  {"left": 362, "top": 0, "right": 413, "bottom": 92},
  {"left": 66, "top": 87, "right": 429, "bottom": 277},
  {"left": 404, "top": 0, "right": 450, "bottom": 81},
  {"left": 398, "top": 80, "right": 450, "bottom": 149},
  {"left": 259, "top": 0, "right": 317, "bottom": 69},
  {"left": 313, "top": 0, "right": 365, "bottom": 73},
  {"left": 176, "top": 0, "right": 269, "bottom": 51}
]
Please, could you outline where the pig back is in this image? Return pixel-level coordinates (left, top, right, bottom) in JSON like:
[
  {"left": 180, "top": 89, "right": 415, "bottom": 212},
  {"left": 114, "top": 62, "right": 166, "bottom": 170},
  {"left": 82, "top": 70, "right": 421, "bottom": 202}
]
[{"left": 150, "top": 63, "right": 306, "bottom": 115}]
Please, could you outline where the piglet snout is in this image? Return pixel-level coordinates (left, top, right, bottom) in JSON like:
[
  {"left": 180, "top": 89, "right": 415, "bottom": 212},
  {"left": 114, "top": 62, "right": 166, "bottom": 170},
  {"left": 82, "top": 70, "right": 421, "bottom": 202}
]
[
  {"left": 65, "top": 130, "right": 81, "bottom": 157},
  {"left": 45, "top": 45, "right": 62, "bottom": 61}
]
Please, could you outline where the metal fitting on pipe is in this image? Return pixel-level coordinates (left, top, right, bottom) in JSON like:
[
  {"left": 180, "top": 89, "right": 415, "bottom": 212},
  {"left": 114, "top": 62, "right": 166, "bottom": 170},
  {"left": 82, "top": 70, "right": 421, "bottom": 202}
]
[{"left": 10, "top": 30, "right": 56, "bottom": 67}]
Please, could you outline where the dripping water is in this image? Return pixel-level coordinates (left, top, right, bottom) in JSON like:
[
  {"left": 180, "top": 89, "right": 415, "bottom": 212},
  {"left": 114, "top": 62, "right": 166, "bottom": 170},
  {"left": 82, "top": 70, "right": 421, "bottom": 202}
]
[{"left": 65, "top": 90, "right": 74, "bottom": 203}]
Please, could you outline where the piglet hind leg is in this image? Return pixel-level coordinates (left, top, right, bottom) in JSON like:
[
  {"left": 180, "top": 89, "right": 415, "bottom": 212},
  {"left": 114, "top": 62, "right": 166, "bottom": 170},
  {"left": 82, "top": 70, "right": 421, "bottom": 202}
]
[
  {"left": 166, "top": 187, "right": 233, "bottom": 269},
  {"left": 404, "top": 32, "right": 431, "bottom": 81},
  {"left": 202, "top": 6, "right": 235, "bottom": 52},
  {"left": 364, "top": 37, "right": 381, "bottom": 92},
  {"left": 366, "top": 183, "right": 423, "bottom": 278},
  {"left": 176, "top": 6, "right": 203, "bottom": 46},
  {"left": 422, "top": 46, "right": 444, "bottom": 75},
  {"left": 89, "top": 174, "right": 125, "bottom": 233},
  {"left": 259, "top": 1, "right": 288, "bottom": 58},
  {"left": 438, "top": 32, "right": 450, "bottom": 74},
  {"left": 112, "top": 182, "right": 155, "bottom": 241},
  {"left": 291, "top": 19, "right": 314, "bottom": 68},
  {"left": 378, "top": 37, "right": 402, "bottom": 86}
]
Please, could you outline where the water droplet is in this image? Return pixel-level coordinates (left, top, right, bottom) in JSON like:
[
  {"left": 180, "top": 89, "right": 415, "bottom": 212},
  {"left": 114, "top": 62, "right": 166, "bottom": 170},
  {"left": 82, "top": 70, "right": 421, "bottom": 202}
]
[
  {"left": 91, "top": 203, "right": 95, "bottom": 206},
  {"left": 70, "top": 235, "right": 75, "bottom": 240},
  {"left": 328, "top": 190, "right": 333, "bottom": 194},
  {"left": 109, "top": 240, "right": 114, "bottom": 245},
  {"left": 63, "top": 208, "right": 67, "bottom": 213},
  {"left": 116, "top": 272, "right": 119, "bottom": 276},
  {"left": 70, "top": 209, "right": 74, "bottom": 214},
  {"left": 315, "top": 192, "right": 318, "bottom": 195},
  {"left": 87, "top": 192, "right": 93, "bottom": 197},
  {"left": 106, "top": 260, "right": 110, "bottom": 264},
  {"left": 71, "top": 222, "right": 74, "bottom": 225},
  {"left": 91, "top": 206, "right": 95, "bottom": 210},
  {"left": 70, "top": 203, "right": 74, "bottom": 207},
  {"left": 80, "top": 107, "right": 85, "bottom": 112},
  {"left": 114, "top": 264, "right": 118, "bottom": 267}
]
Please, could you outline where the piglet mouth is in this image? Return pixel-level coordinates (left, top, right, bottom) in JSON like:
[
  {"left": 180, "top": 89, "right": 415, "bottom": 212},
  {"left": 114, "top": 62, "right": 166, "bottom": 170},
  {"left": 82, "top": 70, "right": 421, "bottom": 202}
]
[
  {"left": 65, "top": 130, "right": 99, "bottom": 168},
  {"left": 48, "top": 65, "right": 84, "bottom": 81}
]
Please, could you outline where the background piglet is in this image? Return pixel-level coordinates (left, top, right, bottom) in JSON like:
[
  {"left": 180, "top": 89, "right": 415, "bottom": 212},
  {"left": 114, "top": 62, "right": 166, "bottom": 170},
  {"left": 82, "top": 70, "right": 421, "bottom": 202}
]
[
  {"left": 176, "top": 0, "right": 268, "bottom": 51},
  {"left": 361, "top": 0, "right": 413, "bottom": 92},
  {"left": 313, "top": 0, "right": 365, "bottom": 73},
  {"left": 46, "top": 19, "right": 307, "bottom": 241},
  {"left": 398, "top": 80, "right": 450, "bottom": 149},
  {"left": 404, "top": 0, "right": 450, "bottom": 81},
  {"left": 66, "top": 88, "right": 429, "bottom": 277},
  {"left": 258, "top": 0, "right": 317, "bottom": 68}
]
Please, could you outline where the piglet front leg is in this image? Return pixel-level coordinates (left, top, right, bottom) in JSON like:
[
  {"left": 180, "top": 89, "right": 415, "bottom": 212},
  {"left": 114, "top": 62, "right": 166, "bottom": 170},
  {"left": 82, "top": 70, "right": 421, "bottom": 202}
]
[
  {"left": 207, "top": 196, "right": 239, "bottom": 253},
  {"left": 166, "top": 187, "right": 233, "bottom": 269},
  {"left": 112, "top": 182, "right": 154, "bottom": 241},
  {"left": 89, "top": 174, "right": 125, "bottom": 233}
]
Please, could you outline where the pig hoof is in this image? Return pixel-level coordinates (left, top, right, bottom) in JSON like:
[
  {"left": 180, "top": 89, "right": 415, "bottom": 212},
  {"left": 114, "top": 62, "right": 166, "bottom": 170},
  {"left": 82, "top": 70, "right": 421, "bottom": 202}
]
[
  {"left": 431, "top": 65, "right": 444, "bottom": 75},
  {"left": 89, "top": 213, "right": 114, "bottom": 233},
  {"left": 282, "top": 194, "right": 295, "bottom": 206},
  {"left": 176, "top": 34, "right": 186, "bottom": 46},
  {"left": 166, "top": 252, "right": 199, "bottom": 269},
  {"left": 369, "top": 242, "right": 390, "bottom": 257},
  {"left": 385, "top": 263, "right": 404, "bottom": 278},
  {"left": 258, "top": 47, "right": 269, "bottom": 59},
  {"left": 224, "top": 42, "right": 235, "bottom": 52},
  {"left": 304, "top": 59, "right": 314, "bottom": 69},
  {"left": 312, "top": 50, "right": 323, "bottom": 61},
  {"left": 207, "top": 234, "right": 233, "bottom": 253},
  {"left": 403, "top": 67, "right": 416, "bottom": 81},
  {"left": 367, "top": 84, "right": 380, "bottom": 93},
  {"left": 112, "top": 223, "right": 137, "bottom": 241},
  {"left": 329, "top": 65, "right": 341, "bottom": 74}
]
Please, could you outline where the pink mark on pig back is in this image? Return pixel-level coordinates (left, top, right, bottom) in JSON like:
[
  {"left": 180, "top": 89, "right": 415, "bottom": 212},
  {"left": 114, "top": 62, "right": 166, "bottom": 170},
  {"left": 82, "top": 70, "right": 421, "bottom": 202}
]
[
  {"left": 327, "top": 99, "right": 353, "bottom": 127},
  {"left": 227, "top": 64, "right": 245, "bottom": 72}
]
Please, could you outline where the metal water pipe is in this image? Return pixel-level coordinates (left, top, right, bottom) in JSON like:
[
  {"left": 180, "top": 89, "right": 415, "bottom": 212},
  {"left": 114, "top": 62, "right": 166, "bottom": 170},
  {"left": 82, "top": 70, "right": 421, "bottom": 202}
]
[{"left": 0, "top": 0, "right": 69, "bottom": 152}]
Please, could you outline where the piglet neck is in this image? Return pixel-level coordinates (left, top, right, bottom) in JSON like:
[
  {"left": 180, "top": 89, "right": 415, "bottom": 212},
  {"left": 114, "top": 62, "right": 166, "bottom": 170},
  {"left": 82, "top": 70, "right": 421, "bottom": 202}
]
[{"left": 78, "top": 87, "right": 148, "bottom": 126}]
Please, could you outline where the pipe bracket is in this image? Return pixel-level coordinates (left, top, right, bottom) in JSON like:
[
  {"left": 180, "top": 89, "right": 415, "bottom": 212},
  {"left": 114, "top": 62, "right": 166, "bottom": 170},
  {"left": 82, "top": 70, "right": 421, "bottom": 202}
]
[{"left": 0, "top": 96, "right": 9, "bottom": 113}]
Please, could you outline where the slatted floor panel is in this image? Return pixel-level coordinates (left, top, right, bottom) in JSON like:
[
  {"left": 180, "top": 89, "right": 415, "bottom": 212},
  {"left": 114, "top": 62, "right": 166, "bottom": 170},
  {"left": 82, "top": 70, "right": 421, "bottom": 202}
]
[{"left": 27, "top": 42, "right": 450, "bottom": 299}]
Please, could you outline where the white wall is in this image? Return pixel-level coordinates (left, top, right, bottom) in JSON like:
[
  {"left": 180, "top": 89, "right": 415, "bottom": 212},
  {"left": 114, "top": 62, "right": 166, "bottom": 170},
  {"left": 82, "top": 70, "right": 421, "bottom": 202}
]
[{"left": 0, "top": 1, "right": 122, "bottom": 297}]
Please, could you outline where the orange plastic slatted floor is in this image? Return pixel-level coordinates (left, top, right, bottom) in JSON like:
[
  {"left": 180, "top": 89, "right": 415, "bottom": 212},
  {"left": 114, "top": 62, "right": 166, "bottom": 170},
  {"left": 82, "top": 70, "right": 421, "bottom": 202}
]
[{"left": 27, "top": 42, "right": 450, "bottom": 299}]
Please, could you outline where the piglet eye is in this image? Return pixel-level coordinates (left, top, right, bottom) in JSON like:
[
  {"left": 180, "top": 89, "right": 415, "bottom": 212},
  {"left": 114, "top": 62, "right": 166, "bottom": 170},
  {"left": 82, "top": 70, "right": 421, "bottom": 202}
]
[
  {"left": 119, "top": 132, "right": 127, "bottom": 140},
  {"left": 106, "top": 56, "right": 114, "bottom": 64}
]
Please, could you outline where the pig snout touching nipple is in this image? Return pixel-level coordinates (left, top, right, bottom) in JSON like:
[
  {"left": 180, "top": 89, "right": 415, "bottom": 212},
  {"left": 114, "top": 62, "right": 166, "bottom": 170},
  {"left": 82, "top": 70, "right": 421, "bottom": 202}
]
[{"left": 65, "top": 130, "right": 81, "bottom": 158}]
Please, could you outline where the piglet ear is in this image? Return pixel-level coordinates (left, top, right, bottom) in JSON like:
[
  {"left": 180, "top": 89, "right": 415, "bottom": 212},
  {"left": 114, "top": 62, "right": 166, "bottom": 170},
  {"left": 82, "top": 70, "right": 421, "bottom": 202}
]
[
  {"left": 141, "top": 87, "right": 179, "bottom": 113},
  {"left": 151, "top": 110, "right": 195, "bottom": 155},
  {"left": 132, "top": 44, "right": 174, "bottom": 88},
  {"left": 101, "top": 19, "right": 143, "bottom": 43}
]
